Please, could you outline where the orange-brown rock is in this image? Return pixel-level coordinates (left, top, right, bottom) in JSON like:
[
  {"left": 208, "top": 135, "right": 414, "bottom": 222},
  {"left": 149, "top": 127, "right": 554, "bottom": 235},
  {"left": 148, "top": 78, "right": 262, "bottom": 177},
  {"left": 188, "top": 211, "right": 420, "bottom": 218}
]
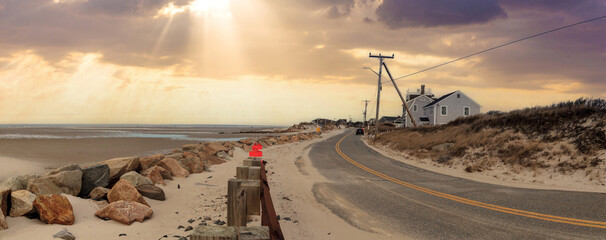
[
  {"left": 157, "top": 158, "right": 189, "bottom": 178},
  {"left": 100, "top": 156, "right": 140, "bottom": 181},
  {"left": 206, "top": 142, "right": 228, "bottom": 155},
  {"left": 139, "top": 154, "right": 164, "bottom": 171},
  {"left": 33, "top": 195, "right": 74, "bottom": 225},
  {"left": 178, "top": 156, "right": 204, "bottom": 174},
  {"left": 95, "top": 200, "right": 152, "bottom": 225},
  {"left": 107, "top": 179, "right": 148, "bottom": 206},
  {"left": 291, "top": 136, "right": 300, "bottom": 142},
  {"left": 141, "top": 166, "right": 166, "bottom": 186}
]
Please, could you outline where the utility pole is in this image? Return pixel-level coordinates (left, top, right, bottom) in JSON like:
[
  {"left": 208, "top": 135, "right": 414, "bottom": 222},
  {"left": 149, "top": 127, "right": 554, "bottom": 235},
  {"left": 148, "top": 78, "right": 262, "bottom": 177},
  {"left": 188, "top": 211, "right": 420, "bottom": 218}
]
[
  {"left": 362, "top": 100, "right": 370, "bottom": 128},
  {"left": 369, "top": 52, "right": 394, "bottom": 136}
]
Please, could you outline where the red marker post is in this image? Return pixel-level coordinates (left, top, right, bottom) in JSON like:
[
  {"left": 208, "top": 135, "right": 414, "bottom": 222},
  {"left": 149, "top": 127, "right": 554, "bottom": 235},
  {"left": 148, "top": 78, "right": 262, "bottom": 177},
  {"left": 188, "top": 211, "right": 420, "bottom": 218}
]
[{"left": 249, "top": 143, "right": 263, "bottom": 157}]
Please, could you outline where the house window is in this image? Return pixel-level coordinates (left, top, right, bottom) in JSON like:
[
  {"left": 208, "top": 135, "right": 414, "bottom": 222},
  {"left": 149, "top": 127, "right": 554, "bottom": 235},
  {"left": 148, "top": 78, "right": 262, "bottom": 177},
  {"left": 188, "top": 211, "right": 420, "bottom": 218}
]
[
  {"left": 441, "top": 106, "right": 447, "bottom": 116},
  {"left": 464, "top": 107, "right": 470, "bottom": 116},
  {"left": 413, "top": 105, "right": 417, "bottom": 112},
  {"left": 457, "top": 94, "right": 460, "bottom": 98}
]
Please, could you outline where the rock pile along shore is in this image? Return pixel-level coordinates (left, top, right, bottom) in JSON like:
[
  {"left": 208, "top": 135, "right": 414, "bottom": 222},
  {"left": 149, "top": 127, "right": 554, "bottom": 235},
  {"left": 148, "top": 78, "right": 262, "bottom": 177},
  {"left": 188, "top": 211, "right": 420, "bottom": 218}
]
[{"left": 0, "top": 131, "right": 323, "bottom": 233}]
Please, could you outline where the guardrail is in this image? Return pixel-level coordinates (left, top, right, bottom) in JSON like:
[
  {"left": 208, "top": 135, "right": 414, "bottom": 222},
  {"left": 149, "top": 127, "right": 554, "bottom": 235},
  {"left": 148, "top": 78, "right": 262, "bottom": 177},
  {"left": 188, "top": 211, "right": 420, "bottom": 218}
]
[{"left": 260, "top": 161, "right": 284, "bottom": 240}]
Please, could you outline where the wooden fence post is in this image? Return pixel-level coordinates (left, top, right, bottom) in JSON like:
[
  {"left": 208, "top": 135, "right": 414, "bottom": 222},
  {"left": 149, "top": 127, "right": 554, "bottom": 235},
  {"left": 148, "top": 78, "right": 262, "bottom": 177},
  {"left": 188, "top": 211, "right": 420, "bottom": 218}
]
[
  {"left": 236, "top": 166, "right": 249, "bottom": 179},
  {"left": 248, "top": 166, "right": 261, "bottom": 181},
  {"left": 242, "top": 180, "right": 261, "bottom": 215},
  {"left": 227, "top": 179, "right": 247, "bottom": 227}
]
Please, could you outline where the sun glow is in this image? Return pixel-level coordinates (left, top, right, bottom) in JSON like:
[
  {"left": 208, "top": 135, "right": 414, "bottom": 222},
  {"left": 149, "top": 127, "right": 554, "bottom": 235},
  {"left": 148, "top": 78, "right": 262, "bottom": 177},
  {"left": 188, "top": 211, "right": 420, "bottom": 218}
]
[
  {"left": 156, "top": 0, "right": 232, "bottom": 18},
  {"left": 190, "top": 0, "right": 231, "bottom": 17}
]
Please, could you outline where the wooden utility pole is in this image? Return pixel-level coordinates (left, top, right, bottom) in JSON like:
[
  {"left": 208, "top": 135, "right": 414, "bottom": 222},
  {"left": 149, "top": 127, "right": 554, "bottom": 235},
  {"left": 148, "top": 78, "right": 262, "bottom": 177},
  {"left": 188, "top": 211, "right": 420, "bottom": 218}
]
[
  {"left": 369, "top": 52, "right": 394, "bottom": 136},
  {"left": 382, "top": 62, "right": 417, "bottom": 127},
  {"left": 362, "top": 99, "right": 370, "bottom": 128}
]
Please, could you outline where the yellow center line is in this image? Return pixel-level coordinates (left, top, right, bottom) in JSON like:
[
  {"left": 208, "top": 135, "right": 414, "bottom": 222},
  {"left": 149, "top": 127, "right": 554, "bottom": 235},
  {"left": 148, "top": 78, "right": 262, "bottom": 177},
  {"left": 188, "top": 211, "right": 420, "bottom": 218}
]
[{"left": 335, "top": 130, "right": 606, "bottom": 229}]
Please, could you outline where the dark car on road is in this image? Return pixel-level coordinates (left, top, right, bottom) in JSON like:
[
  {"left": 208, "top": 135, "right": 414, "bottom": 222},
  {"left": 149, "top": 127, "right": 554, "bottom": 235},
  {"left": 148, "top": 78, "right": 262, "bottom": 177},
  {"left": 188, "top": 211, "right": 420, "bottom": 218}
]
[{"left": 355, "top": 128, "right": 364, "bottom": 135}]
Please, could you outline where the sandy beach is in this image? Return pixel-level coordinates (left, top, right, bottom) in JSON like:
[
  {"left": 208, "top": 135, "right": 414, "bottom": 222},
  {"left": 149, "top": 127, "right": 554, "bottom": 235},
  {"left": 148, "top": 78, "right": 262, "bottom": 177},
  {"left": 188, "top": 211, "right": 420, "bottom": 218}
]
[{"left": 1, "top": 127, "right": 388, "bottom": 240}]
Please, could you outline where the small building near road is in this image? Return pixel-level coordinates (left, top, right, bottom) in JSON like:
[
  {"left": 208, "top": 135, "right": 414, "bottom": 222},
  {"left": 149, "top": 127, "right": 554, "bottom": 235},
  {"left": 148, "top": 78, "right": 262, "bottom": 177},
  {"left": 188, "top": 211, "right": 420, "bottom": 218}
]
[{"left": 402, "top": 85, "right": 481, "bottom": 126}]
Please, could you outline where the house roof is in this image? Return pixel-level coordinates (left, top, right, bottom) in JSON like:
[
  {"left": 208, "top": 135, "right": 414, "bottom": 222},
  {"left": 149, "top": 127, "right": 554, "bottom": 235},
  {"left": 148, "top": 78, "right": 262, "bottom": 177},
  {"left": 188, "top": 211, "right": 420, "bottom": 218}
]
[{"left": 423, "top": 91, "right": 457, "bottom": 108}]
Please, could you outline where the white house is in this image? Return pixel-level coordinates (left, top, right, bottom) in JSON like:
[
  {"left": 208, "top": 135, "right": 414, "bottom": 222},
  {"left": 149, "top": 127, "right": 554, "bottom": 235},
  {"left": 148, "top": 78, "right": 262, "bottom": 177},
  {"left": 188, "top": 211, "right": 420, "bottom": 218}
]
[
  {"left": 422, "top": 90, "right": 481, "bottom": 125},
  {"left": 403, "top": 85, "right": 435, "bottom": 127},
  {"left": 402, "top": 85, "right": 481, "bottom": 126}
]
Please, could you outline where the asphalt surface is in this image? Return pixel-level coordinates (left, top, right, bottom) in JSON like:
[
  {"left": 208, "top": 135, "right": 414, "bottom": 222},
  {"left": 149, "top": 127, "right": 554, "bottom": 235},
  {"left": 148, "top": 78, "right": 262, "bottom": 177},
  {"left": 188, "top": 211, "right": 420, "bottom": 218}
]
[{"left": 309, "top": 130, "right": 606, "bottom": 239}]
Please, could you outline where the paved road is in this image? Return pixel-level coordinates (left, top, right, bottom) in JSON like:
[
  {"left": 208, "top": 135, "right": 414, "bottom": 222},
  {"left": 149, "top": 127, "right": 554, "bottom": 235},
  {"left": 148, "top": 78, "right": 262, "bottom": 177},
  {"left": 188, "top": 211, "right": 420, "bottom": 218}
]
[{"left": 309, "top": 130, "right": 606, "bottom": 239}]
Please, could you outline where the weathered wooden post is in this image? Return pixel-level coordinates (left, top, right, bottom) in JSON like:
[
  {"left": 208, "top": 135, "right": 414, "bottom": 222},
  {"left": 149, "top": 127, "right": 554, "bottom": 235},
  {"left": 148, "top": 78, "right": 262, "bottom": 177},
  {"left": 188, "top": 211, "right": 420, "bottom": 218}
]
[
  {"left": 243, "top": 158, "right": 263, "bottom": 167},
  {"left": 236, "top": 166, "right": 249, "bottom": 179},
  {"left": 242, "top": 180, "right": 261, "bottom": 215},
  {"left": 248, "top": 166, "right": 261, "bottom": 181},
  {"left": 227, "top": 179, "right": 247, "bottom": 227}
]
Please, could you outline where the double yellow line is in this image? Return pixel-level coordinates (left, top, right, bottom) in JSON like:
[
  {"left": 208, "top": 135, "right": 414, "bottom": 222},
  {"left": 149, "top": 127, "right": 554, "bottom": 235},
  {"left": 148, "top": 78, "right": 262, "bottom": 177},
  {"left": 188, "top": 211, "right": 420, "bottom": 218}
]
[{"left": 335, "top": 131, "right": 606, "bottom": 229}]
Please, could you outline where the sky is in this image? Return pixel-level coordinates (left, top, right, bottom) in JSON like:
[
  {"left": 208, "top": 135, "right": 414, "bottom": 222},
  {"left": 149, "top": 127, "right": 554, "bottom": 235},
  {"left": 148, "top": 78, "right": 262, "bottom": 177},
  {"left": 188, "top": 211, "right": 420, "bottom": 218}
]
[{"left": 0, "top": 0, "right": 605, "bottom": 125}]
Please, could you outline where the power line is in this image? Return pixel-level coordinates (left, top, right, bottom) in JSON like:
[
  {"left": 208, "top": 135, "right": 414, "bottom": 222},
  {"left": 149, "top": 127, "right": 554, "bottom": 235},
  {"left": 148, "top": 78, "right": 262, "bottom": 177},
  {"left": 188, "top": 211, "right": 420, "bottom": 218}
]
[{"left": 385, "top": 14, "right": 606, "bottom": 83}]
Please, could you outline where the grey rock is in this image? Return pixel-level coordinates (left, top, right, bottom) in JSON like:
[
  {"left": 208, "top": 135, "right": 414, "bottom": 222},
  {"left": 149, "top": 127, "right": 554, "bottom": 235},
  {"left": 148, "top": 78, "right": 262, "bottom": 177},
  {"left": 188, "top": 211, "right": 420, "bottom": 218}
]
[
  {"left": 120, "top": 171, "right": 153, "bottom": 187},
  {"left": 80, "top": 164, "right": 110, "bottom": 197},
  {"left": 9, "top": 190, "right": 37, "bottom": 217},
  {"left": 27, "top": 170, "right": 83, "bottom": 196},
  {"left": 136, "top": 184, "right": 165, "bottom": 201},
  {"left": 0, "top": 174, "right": 41, "bottom": 191},
  {"left": 46, "top": 164, "right": 81, "bottom": 176},
  {"left": 53, "top": 228, "right": 75, "bottom": 240}
]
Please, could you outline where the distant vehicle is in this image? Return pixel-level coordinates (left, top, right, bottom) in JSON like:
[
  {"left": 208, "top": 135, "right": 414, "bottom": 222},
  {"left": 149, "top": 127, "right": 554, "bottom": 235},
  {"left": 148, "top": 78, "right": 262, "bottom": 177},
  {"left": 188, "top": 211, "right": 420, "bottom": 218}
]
[{"left": 355, "top": 128, "right": 364, "bottom": 135}]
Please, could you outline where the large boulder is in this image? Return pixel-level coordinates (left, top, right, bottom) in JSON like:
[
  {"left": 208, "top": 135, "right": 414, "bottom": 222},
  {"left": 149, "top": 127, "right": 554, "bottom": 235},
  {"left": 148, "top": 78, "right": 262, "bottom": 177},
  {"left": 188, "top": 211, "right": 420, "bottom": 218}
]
[
  {"left": 107, "top": 179, "right": 148, "bottom": 206},
  {"left": 9, "top": 190, "right": 37, "bottom": 217},
  {"left": 46, "top": 164, "right": 81, "bottom": 176},
  {"left": 89, "top": 187, "right": 110, "bottom": 200},
  {"left": 182, "top": 144, "right": 203, "bottom": 152},
  {"left": 164, "top": 153, "right": 183, "bottom": 160},
  {"left": 0, "top": 209, "right": 7, "bottom": 230},
  {"left": 157, "top": 158, "right": 189, "bottom": 178},
  {"left": 136, "top": 184, "right": 165, "bottom": 201},
  {"left": 79, "top": 164, "right": 110, "bottom": 197},
  {"left": 120, "top": 171, "right": 153, "bottom": 187},
  {"left": 99, "top": 156, "right": 140, "bottom": 182},
  {"left": 139, "top": 154, "right": 164, "bottom": 171},
  {"left": 0, "top": 187, "right": 10, "bottom": 217},
  {"left": 0, "top": 174, "right": 41, "bottom": 191},
  {"left": 95, "top": 200, "right": 153, "bottom": 225},
  {"left": 33, "top": 195, "right": 74, "bottom": 225},
  {"left": 205, "top": 142, "right": 228, "bottom": 156},
  {"left": 27, "top": 170, "right": 82, "bottom": 196},
  {"left": 141, "top": 166, "right": 166, "bottom": 186},
  {"left": 178, "top": 156, "right": 204, "bottom": 174}
]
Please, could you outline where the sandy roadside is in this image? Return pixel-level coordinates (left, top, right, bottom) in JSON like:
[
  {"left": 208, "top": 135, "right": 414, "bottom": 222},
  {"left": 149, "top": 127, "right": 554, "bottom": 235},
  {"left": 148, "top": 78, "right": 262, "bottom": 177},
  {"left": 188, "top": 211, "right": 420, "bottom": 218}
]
[
  {"left": 262, "top": 129, "right": 403, "bottom": 240},
  {"left": 363, "top": 137, "right": 606, "bottom": 193}
]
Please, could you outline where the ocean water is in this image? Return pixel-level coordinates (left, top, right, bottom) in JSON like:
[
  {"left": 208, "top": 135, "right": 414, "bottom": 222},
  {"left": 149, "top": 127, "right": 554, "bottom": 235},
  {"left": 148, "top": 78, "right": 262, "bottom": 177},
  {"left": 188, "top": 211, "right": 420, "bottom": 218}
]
[{"left": 0, "top": 124, "right": 281, "bottom": 142}]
